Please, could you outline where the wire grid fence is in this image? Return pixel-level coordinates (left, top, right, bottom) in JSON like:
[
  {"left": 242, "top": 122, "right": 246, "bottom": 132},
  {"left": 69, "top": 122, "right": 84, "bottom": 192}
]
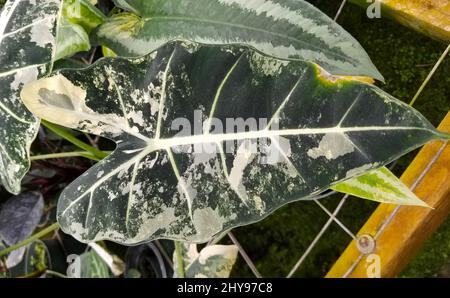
[{"left": 216, "top": 0, "right": 450, "bottom": 278}]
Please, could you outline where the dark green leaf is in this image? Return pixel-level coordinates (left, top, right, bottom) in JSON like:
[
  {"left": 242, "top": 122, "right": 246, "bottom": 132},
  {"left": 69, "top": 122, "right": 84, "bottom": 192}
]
[{"left": 0, "top": 191, "right": 44, "bottom": 246}]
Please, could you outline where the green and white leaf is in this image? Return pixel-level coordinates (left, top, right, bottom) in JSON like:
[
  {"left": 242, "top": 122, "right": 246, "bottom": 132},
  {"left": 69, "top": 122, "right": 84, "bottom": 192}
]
[
  {"left": 88, "top": 242, "right": 125, "bottom": 276},
  {"left": 0, "top": 0, "right": 62, "bottom": 194},
  {"left": 81, "top": 251, "right": 111, "bottom": 278},
  {"left": 102, "top": 46, "right": 117, "bottom": 58},
  {"left": 21, "top": 41, "right": 449, "bottom": 244},
  {"left": 173, "top": 243, "right": 238, "bottom": 278},
  {"left": 55, "top": 18, "right": 90, "bottom": 60},
  {"left": 56, "top": 0, "right": 106, "bottom": 60},
  {"left": 332, "top": 167, "right": 428, "bottom": 207},
  {"left": 75, "top": 250, "right": 112, "bottom": 278},
  {"left": 93, "top": 0, "right": 383, "bottom": 80},
  {"left": 63, "top": 0, "right": 105, "bottom": 34}
]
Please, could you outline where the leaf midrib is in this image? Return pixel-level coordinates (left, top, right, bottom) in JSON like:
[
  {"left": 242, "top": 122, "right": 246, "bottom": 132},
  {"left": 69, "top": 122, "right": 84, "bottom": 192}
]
[
  {"left": 61, "top": 125, "right": 436, "bottom": 217},
  {"left": 155, "top": 126, "right": 436, "bottom": 148}
]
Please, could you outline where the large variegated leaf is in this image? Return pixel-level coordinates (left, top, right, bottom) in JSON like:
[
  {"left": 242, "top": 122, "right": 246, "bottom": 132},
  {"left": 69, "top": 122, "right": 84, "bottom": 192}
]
[
  {"left": 173, "top": 243, "right": 238, "bottom": 278},
  {"left": 0, "top": 0, "right": 62, "bottom": 194},
  {"left": 92, "top": 0, "right": 383, "bottom": 80},
  {"left": 331, "top": 167, "right": 428, "bottom": 207},
  {"left": 21, "top": 41, "right": 449, "bottom": 244}
]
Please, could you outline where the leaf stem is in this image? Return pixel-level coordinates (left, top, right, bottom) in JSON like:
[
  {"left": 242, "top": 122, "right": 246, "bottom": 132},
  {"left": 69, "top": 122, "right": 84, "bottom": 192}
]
[
  {"left": 174, "top": 241, "right": 185, "bottom": 278},
  {"left": 30, "top": 151, "right": 102, "bottom": 162},
  {"left": 0, "top": 223, "right": 59, "bottom": 258},
  {"left": 45, "top": 270, "right": 67, "bottom": 278},
  {"left": 41, "top": 120, "right": 108, "bottom": 159},
  {"left": 436, "top": 131, "right": 450, "bottom": 141}
]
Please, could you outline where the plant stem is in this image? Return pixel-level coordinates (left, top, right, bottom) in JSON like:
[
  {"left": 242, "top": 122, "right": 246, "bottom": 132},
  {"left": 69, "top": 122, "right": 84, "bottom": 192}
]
[
  {"left": 0, "top": 223, "right": 59, "bottom": 258},
  {"left": 409, "top": 44, "right": 450, "bottom": 107},
  {"left": 174, "top": 241, "right": 185, "bottom": 278},
  {"left": 30, "top": 151, "right": 101, "bottom": 162},
  {"left": 45, "top": 270, "right": 67, "bottom": 278},
  {"left": 41, "top": 120, "right": 108, "bottom": 159},
  {"left": 436, "top": 131, "right": 450, "bottom": 141}
]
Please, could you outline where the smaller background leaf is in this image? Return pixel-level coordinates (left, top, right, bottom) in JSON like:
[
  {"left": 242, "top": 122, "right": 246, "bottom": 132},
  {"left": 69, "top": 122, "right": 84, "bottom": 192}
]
[
  {"left": 125, "top": 241, "right": 173, "bottom": 278},
  {"left": 173, "top": 244, "right": 238, "bottom": 278},
  {"left": 0, "top": 191, "right": 44, "bottom": 246},
  {"left": 5, "top": 247, "right": 26, "bottom": 268},
  {"left": 56, "top": 0, "right": 106, "bottom": 60},
  {"left": 331, "top": 167, "right": 428, "bottom": 207},
  {"left": 56, "top": 19, "right": 91, "bottom": 60},
  {"left": 7, "top": 241, "right": 49, "bottom": 277},
  {"left": 68, "top": 250, "right": 111, "bottom": 278},
  {"left": 80, "top": 250, "right": 111, "bottom": 278},
  {"left": 88, "top": 242, "right": 125, "bottom": 276},
  {"left": 63, "top": 0, "right": 105, "bottom": 34}
]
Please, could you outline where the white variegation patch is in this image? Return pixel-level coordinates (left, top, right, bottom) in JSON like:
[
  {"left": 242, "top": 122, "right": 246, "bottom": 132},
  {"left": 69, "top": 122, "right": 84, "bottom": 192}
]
[
  {"left": 307, "top": 133, "right": 355, "bottom": 160},
  {"left": 228, "top": 140, "right": 256, "bottom": 205},
  {"left": 21, "top": 73, "right": 130, "bottom": 137},
  {"left": 30, "top": 16, "right": 55, "bottom": 48},
  {"left": 11, "top": 68, "right": 39, "bottom": 91},
  {"left": 344, "top": 163, "right": 381, "bottom": 179}
]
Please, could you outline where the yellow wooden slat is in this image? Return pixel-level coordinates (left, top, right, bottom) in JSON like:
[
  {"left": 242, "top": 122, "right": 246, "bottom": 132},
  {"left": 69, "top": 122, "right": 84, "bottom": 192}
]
[
  {"left": 327, "top": 111, "right": 450, "bottom": 277},
  {"left": 349, "top": 0, "right": 450, "bottom": 42}
]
